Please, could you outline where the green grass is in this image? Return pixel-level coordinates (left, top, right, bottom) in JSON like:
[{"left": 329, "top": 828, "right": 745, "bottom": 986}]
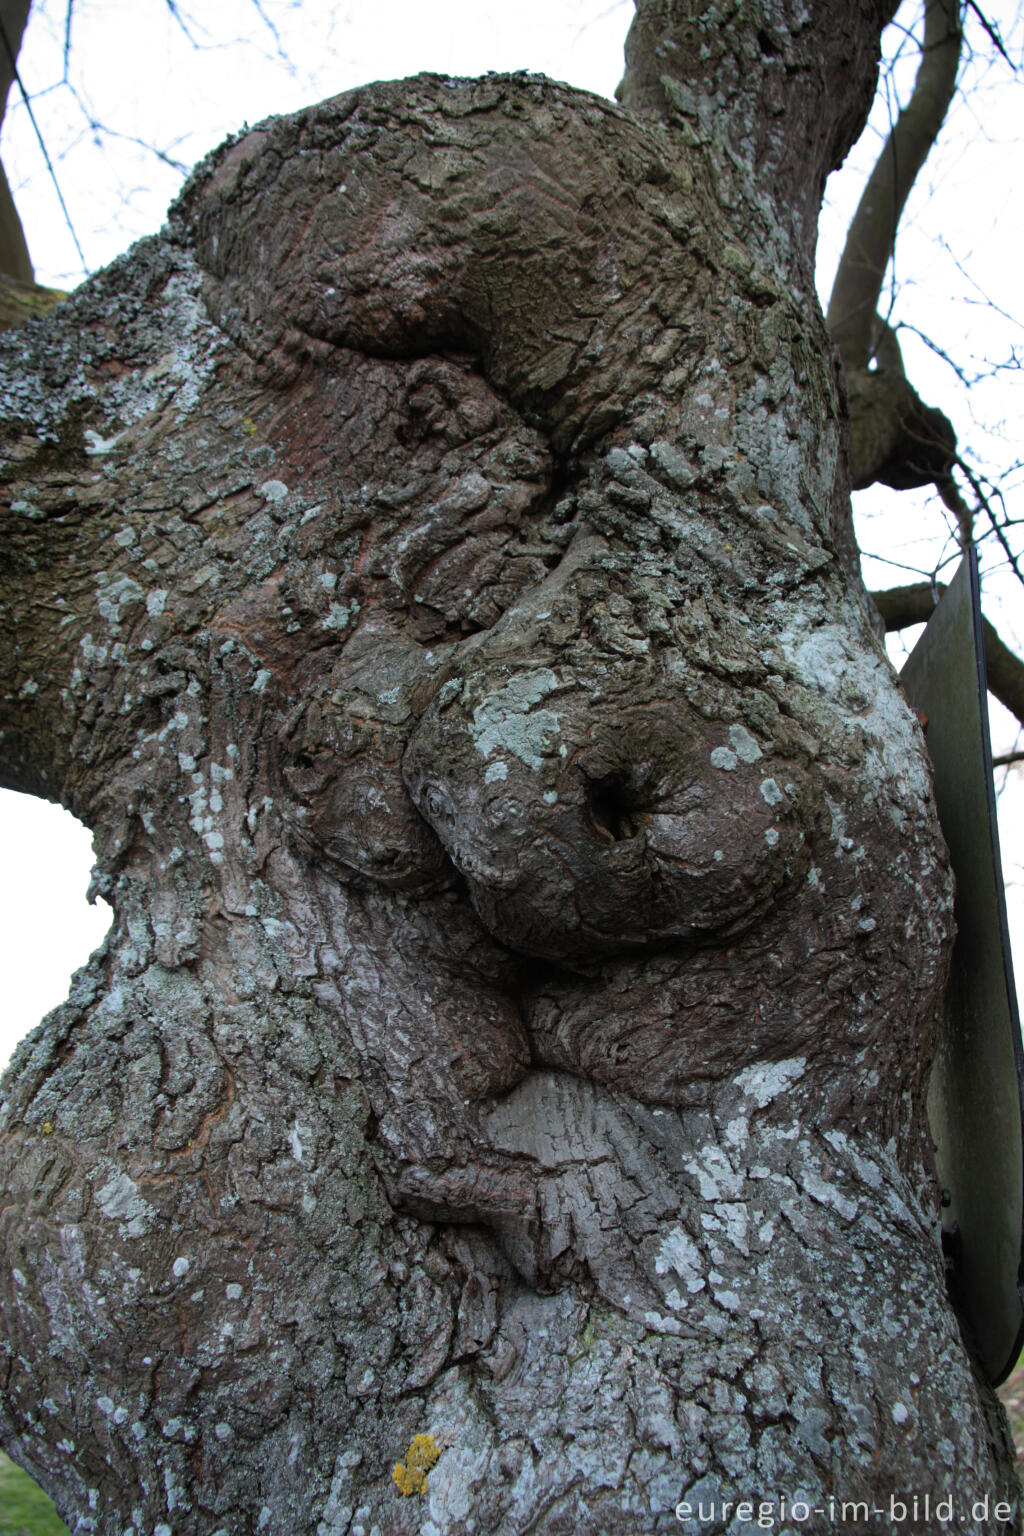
[
  {"left": 999, "top": 1360, "right": 1024, "bottom": 1468},
  {"left": 0, "top": 1452, "right": 69, "bottom": 1536}
]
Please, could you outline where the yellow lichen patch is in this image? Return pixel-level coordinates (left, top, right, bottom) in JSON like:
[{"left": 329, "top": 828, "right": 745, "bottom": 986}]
[{"left": 391, "top": 1432, "right": 441, "bottom": 1496}]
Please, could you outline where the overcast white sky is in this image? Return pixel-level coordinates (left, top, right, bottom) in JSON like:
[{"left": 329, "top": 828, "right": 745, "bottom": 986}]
[{"left": 1, "top": 0, "right": 1022, "bottom": 1068}]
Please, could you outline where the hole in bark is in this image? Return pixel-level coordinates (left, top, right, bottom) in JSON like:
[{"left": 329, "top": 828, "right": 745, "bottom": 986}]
[
  {"left": 757, "top": 28, "right": 781, "bottom": 56},
  {"left": 407, "top": 607, "right": 490, "bottom": 645},
  {"left": 583, "top": 774, "right": 639, "bottom": 843}
]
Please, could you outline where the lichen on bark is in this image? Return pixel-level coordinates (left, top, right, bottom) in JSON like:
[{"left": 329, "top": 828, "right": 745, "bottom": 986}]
[{"left": 0, "top": 9, "right": 1018, "bottom": 1534}]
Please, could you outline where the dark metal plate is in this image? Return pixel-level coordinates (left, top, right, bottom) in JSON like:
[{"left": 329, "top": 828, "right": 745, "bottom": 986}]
[{"left": 901, "top": 548, "right": 1024, "bottom": 1385}]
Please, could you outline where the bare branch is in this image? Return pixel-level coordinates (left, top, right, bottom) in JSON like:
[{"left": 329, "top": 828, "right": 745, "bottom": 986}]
[
  {"left": 0, "top": 5, "right": 88, "bottom": 272},
  {"left": 896, "top": 321, "right": 976, "bottom": 386},
  {"left": 63, "top": 0, "right": 73, "bottom": 83},
  {"left": 936, "top": 234, "right": 1024, "bottom": 332},
  {"left": 959, "top": 455, "right": 1024, "bottom": 589},
  {"left": 58, "top": 76, "right": 192, "bottom": 174},
  {"left": 964, "top": 1, "right": 1016, "bottom": 69},
  {"left": 162, "top": 0, "right": 201, "bottom": 48},
  {"left": 828, "top": 0, "right": 962, "bottom": 370},
  {"left": 872, "top": 582, "right": 1024, "bottom": 727},
  {"left": 248, "top": 0, "right": 293, "bottom": 69},
  {"left": 0, "top": 0, "right": 33, "bottom": 281}
]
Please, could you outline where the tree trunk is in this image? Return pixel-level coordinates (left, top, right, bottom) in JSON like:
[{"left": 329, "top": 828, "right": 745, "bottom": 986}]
[
  {"left": 0, "top": 5, "right": 1018, "bottom": 1532},
  {"left": 0, "top": 0, "right": 35, "bottom": 283}
]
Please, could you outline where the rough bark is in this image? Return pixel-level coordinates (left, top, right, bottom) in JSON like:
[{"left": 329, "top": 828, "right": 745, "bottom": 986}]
[
  {"left": 617, "top": 0, "right": 899, "bottom": 260},
  {"left": 0, "top": 7, "right": 1018, "bottom": 1534}
]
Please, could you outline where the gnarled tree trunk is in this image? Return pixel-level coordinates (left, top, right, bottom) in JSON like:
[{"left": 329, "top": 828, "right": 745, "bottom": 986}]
[{"left": 0, "top": 3, "right": 1018, "bottom": 1532}]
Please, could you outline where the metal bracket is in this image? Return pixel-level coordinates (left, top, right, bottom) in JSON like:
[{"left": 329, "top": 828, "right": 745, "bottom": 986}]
[{"left": 901, "top": 548, "right": 1024, "bottom": 1385}]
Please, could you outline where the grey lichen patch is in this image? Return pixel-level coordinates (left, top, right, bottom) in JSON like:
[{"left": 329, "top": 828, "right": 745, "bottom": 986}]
[
  {"left": 0, "top": 241, "right": 224, "bottom": 456},
  {"left": 733, "top": 1056, "right": 807, "bottom": 1108},
  {"left": 650, "top": 438, "right": 698, "bottom": 490},
  {"left": 94, "top": 1166, "right": 157, "bottom": 1238},
  {"left": 728, "top": 723, "right": 762, "bottom": 762},
  {"left": 96, "top": 574, "right": 145, "bottom": 628},
  {"left": 471, "top": 670, "right": 561, "bottom": 771},
  {"left": 654, "top": 1226, "right": 706, "bottom": 1296},
  {"left": 84, "top": 428, "right": 125, "bottom": 456},
  {"left": 759, "top": 777, "right": 784, "bottom": 807}
]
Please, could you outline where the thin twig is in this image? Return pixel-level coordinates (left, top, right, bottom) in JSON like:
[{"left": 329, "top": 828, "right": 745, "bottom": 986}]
[
  {"left": 63, "top": 0, "right": 73, "bottom": 84},
  {"left": 858, "top": 546, "right": 961, "bottom": 579},
  {"left": 163, "top": 0, "right": 200, "bottom": 48},
  {"left": 58, "top": 76, "right": 191, "bottom": 174},
  {"left": 937, "top": 235, "right": 1024, "bottom": 331},
  {"left": 965, "top": 1, "right": 1016, "bottom": 70},
  {"left": 248, "top": 0, "right": 288, "bottom": 61},
  {"left": 896, "top": 322, "right": 978, "bottom": 387},
  {"left": 958, "top": 455, "right": 1024, "bottom": 589}
]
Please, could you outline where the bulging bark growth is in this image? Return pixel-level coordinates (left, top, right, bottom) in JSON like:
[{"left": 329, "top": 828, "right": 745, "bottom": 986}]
[{"left": 0, "top": 7, "right": 1017, "bottom": 1533}]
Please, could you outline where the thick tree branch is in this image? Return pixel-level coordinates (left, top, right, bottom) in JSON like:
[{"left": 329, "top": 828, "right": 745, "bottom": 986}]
[
  {"left": 845, "top": 321, "right": 958, "bottom": 491},
  {"left": 873, "top": 581, "right": 1024, "bottom": 728},
  {"left": 617, "top": 0, "right": 898, "bottom": 258},
  {"left": 0, "top": 0, "right": 33, "bottom": 281},
  {"left": 829, "top": 3, "right": 972, "bottom": 502},
  {"left": 828, "top": 0, "right": 962, "bottom": 369}
]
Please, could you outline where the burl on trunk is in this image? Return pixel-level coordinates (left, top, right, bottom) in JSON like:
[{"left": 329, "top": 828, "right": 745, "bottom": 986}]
[{"left": 0, "top": 3, "right": 1017, "bottom": 1532}]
